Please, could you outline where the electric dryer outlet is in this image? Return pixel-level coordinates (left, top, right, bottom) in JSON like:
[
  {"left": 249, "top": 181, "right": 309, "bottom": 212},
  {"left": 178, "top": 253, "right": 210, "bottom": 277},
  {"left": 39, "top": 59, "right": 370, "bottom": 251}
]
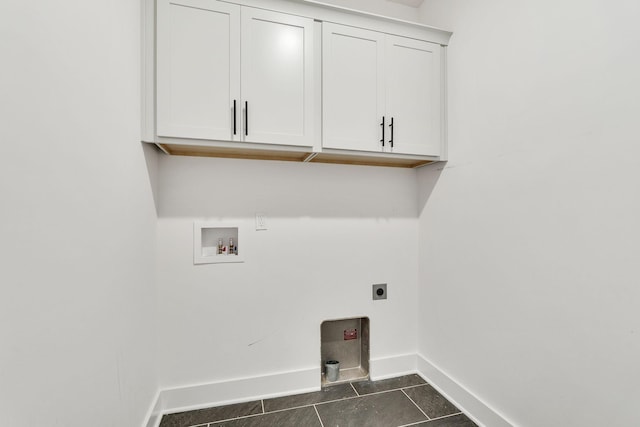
[{"left": 372, "top": 283, "right": 387, "bottom": 300}]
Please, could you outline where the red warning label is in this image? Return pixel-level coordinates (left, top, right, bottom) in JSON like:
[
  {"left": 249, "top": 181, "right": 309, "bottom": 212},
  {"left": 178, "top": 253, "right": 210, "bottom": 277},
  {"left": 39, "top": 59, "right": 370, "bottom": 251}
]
[{"left": 344, "top": 329, "right": 358, "bottom": 340}]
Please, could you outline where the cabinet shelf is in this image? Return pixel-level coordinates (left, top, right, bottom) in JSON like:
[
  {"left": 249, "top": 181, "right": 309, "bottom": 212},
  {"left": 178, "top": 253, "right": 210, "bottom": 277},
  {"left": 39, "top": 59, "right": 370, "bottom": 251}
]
[{"left": 158, "top": 143, "right": 436, "bottom": 168}]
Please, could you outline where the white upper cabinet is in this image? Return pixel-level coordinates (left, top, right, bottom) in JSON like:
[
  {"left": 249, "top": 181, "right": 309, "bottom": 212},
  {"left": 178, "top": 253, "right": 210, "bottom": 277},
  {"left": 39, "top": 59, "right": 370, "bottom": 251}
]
[
  {"left": 322, "top": 24, "right": 385, "bottom": 152},
  {"left": 241, "top": 9, "right": 314, "bottom": 146},
  {"left": 157, "top": 0, "right": 240, "bottom": 141},
  {"left": 386, "top": 36, "right": 442, "bottom": 156},
  {"left": 323, "top": 23, "right": 444, "bottom": 157},
  {"left": 146, "top": 0, "right": 452, "bottom": 166},
  {"left": 156, "top": 0, "right": 314, "bottom": 147}
]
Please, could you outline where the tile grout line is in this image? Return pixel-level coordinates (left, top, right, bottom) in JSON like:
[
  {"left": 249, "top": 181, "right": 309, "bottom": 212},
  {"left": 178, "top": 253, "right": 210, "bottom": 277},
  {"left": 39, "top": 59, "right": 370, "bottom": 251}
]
[
  {"left": 202, "top": 411, "right": 265, "bottom": 425},
  {"left": 428, "top": 411, "right": 464, "bottom": 422},
  {"left": 313, "top": 404, "right": 326, "bottom": 427},
  {"left": 181, "top": 379, "right": 432, "bottom": 427},
  {"left": 347, "top": 385, "right": 424, "bottom": 399},
  {"left": 348, "top": 377, "right": 426, "bottom": 397},
  {"left": 401, "top": 383, "right": 429, "bottom": 391},
  {"left": 260, "top": 385, "right": 407, "bottom": 417},
  {"left": 401, "top": 388, "right": 430, "bottom": 421},
  {"left": 314, "top": 387, "right": 399, "bottom": 407},
  {"left": 311, "top": 385, "right": 430, "bottom": 411},
  {"left": 210, "top": 397, "right": 346, "bottom": 424},
  {"left": 398, "top": 421, "right": 429, "bottom": 427},
  {"left": 193, "top": 402, "right": 337, "bottom": 427},
  {"left": 397, "top": 411, "right": 464, "bottom": 426},
  {"left": 350, "top": 382, "right": 360, "bottom": 396},
  {"left": 265, "top": 392, "right": 363, "bottom": 414},
  {"left": 188, "top": 404, "right": 272, "bottom": 427},
  {"left": 399, "top": 421, "right": 434, "bottom": 427}
]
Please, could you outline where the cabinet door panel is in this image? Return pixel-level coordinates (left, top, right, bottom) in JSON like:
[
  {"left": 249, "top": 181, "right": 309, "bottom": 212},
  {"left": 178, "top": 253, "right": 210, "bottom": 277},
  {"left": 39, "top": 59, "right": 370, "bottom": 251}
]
[
  {"left": 241, "top": 9, "right": 314, "bottom": 146},
  {"left": 322, "top": 23, "right": 385, "bottom": 152},
  {"left": 386, "top": 37, "right": 441, "bottom": 156},
  {"left": 157, "top": 0, "right": 240, "bottom": 141}
]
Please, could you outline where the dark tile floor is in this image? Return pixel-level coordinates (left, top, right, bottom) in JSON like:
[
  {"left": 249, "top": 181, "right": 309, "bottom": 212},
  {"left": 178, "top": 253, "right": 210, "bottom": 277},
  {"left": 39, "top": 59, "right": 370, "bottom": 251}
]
[{"left": 159, "top": 374, "right": 478, "bottom": 427}]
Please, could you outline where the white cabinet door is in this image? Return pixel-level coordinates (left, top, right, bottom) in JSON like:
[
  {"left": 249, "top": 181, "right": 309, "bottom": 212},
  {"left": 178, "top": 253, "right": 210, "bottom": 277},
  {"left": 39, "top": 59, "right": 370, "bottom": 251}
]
[
  {"left": 386, "top": 36, "right": 442, "bottom": 156},
  {"left": 323, "top": 25, "right": 444, "bottom": 157},
  {"left": 157, "top": 0, "right": 240, "bottom": 141},
  {"left": 322, "top": 23, "right": 385, "bottom": 152},
  {"left": 241, "top": 9, "right": 314, "bottom": 147}
]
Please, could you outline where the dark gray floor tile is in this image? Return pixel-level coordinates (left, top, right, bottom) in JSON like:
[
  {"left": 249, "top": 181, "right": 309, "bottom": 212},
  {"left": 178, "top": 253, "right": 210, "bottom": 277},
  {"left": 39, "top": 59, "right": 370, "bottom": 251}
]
[
  {"left": 263, "top": 383, "right": 357, "bottom": 412},
  {"left": 209, "top": 406, "right": 322, "bottom": 427},
  {"left": 159, "top": 400, "right": 262, "bottom": 427},
  {"left": 414, "top": 413, "right": 478, "bottom": 427},
  {"left": 316, "top": 389, "right": 427, "bottom": 427},
  {"left": 403, "top": 384, "right": 460, "bottom": 418},
  {"left": 351, "top": 374, "right": 426, "bottom": 395}
]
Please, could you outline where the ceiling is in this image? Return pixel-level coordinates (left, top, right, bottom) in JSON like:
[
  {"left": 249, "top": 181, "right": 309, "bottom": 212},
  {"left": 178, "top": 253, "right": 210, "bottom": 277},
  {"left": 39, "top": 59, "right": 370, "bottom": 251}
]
[{"left": 387, "top": 0, "right": 425, "bottom": 7}]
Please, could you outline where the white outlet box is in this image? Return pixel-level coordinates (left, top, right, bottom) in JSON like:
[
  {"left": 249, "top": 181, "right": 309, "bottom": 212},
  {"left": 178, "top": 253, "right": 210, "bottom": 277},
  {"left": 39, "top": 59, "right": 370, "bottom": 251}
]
[{"left": 256, "top": 213, "right": 267, "bottom": 231}]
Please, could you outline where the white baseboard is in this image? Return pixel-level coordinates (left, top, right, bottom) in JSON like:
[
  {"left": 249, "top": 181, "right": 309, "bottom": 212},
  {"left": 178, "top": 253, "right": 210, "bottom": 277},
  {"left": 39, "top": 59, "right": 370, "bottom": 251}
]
[
  {"left": 142, "top": 354, "right": 417, "bottom": 426},
  {"left": 415, "top": 353, "right": 515, "bottom": 427},
  {"left": 142, "top": 354, "right": 514, "bottom": 427},
  {"left": 143, "top": 389, "right": 163, "bottom": 427},
  {"left": 143, "top": 367, "right": 320, "bottom": 427},
  {"left": 370, "top": 352, "right": 417, "bottom": 380}
]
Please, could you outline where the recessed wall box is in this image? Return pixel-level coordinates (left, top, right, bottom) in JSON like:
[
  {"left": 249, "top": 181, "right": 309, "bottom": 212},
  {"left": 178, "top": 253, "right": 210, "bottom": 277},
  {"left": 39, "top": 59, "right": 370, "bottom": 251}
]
[
  {"left": 193, "top": 222, "right": 244, "bottom": 264},
  {"left": 321, "top": 317, "right": 369, "bottom": 386}
]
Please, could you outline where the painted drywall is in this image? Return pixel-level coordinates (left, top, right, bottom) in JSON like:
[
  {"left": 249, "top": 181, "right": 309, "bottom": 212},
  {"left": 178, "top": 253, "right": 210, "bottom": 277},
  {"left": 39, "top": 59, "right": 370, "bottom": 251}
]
[
  {"left": 156, "top": 156, "right": 419, "bottom": 388},
  {"left": 152, "top": 0, "right": 425, "bottom": 404},
  {"left": 0, "top": 1, "right": 158, "bottom": 427},
  {"left": 417, "top": 1, "right": 640, "bottom": 426},
  {"left": 315, "top": 0, "right": 420, "bottom": 22}
]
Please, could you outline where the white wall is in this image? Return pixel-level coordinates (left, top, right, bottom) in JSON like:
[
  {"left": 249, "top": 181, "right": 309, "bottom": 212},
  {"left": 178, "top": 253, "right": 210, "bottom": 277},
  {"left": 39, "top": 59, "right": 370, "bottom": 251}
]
[
  {"left": 156, "top": 156, "right": 419, "bottom": 388},
  {"left": 0, "top": 1, "right": 158, "bottom": 427},
  {"left": 417, "top": 1, "right": 640, "bottom": 426}
]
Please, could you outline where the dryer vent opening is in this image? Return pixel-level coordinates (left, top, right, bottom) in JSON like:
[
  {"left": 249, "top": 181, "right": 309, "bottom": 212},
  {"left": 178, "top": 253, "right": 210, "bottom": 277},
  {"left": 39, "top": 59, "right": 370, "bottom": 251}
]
[{"left": 321, "top": 317, "right": 369, "bottom": 386}]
